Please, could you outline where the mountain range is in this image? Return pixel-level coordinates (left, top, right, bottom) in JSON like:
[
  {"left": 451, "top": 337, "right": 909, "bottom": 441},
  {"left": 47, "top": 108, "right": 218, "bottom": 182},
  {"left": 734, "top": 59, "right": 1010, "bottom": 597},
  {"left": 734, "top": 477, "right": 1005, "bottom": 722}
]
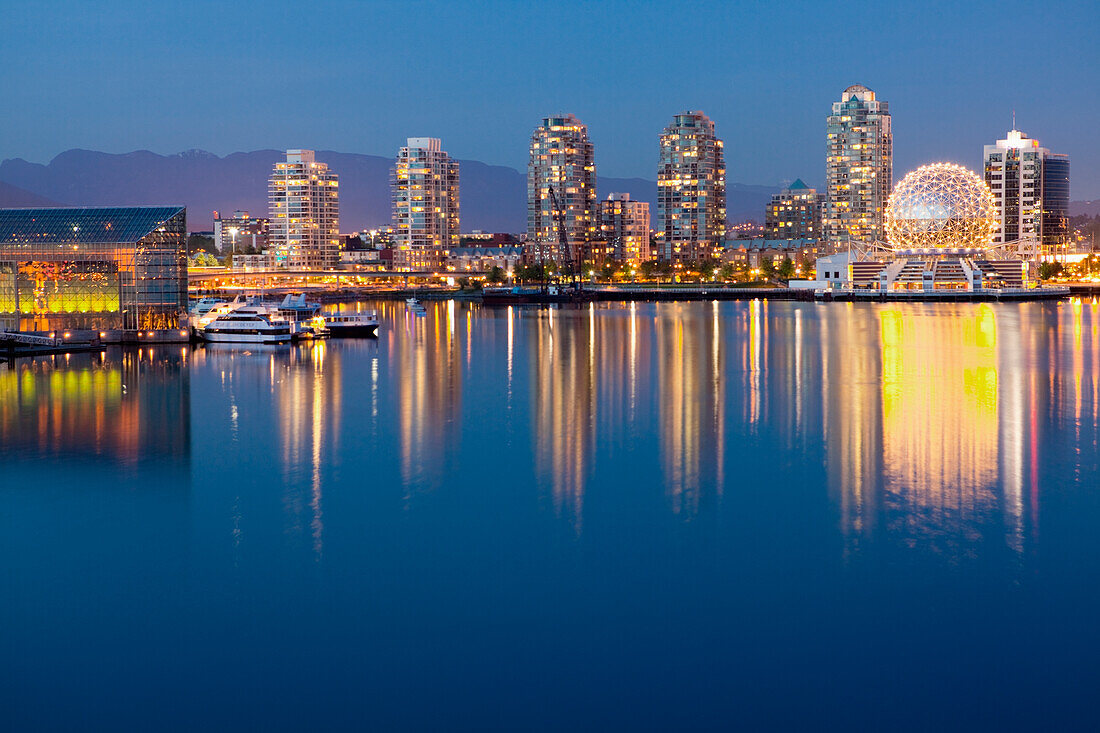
[
  {"left": 3, "top": 149, "right": 1096, "bottom": 232},
  {"left": 0, "top": 149, "right": 780, "bottom": 233}
]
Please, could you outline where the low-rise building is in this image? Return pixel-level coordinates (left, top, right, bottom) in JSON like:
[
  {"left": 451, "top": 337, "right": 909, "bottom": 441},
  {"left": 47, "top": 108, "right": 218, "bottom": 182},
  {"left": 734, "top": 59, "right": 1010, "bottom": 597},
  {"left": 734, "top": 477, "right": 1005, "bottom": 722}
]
[
  {"left": 230, "top": 252, "right": 272, "bottom": 271},
  {"left": 0, "top": 206, "right": 188, "bottom": 332},
  {"left": 446, "top": 246, "right": 524, "bottom": 273},
  {"left": 214, "top": 210, "right": 269, "bottom": 254},
  {"left": 722, "top": 238, "right": 824, "bottom": 270},
  {"left": 340, "top": 249, "right": 383, "bottom": 270}
]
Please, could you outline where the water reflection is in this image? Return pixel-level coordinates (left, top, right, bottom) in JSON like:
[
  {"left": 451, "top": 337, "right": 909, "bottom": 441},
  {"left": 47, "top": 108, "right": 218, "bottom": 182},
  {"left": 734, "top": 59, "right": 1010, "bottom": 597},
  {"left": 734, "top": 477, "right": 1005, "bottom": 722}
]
[
  {"left": 655, "top": 303, "right": 725, "bottom": 515},
  {"left": 191, "top": 342, "right": 344, "bottom": 557},
  {"left": 394, "top": 301, "right": 462, "bottom": 496},
  {"left": 502, "top": 299, "right": 1099, "bottom": 559},
  {"left": 534, "top": 307, "right": 596, "bottom": 530},
  {"left": 0, "top": 348, "right": 190, "bottom": 467},
  {"left": 6, "top": 298, "right": 1098, "bottom": 566}
]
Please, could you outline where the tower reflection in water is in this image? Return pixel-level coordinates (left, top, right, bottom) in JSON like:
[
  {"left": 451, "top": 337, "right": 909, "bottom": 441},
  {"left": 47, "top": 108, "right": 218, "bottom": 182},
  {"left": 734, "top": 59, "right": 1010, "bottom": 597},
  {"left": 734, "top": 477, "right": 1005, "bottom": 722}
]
[
  {"left": 0, "top": 347, "right": 190, "bottom": 469},
  {"left": 191, "top": 341, "right": 345, "bottom": 558},
  {"left": 396, "top": 300, "right": 462, "bottom": 496},
  {"left": 516, "top": 299, "right": 1100, "bottom": 556}
]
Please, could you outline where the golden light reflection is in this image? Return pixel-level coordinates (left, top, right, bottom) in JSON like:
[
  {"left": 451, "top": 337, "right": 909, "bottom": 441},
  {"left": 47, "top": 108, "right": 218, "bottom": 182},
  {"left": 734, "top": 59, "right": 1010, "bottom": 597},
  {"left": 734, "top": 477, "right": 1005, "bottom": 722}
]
[
  {"left": 656, "top": 303, "right": 725, "bottom": 515},
  {"left": 0, "top": 349, "right": 189, "bottom": 466},
  {"left": 397, "top": 300, "right": 462, "bottom": 496},
  {"left": 879, "top": 306, "right": 1000, "bottom": 538},
  {"left": 534, "top": 307, "right": 593, "bottom": 532}
]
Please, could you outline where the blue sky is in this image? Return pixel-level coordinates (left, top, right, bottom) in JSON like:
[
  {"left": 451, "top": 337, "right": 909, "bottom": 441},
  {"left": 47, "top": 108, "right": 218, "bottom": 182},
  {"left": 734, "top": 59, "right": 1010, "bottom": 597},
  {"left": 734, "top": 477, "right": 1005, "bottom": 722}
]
[{"left": 3, "top": 0, "right": 1098, "bottom": 196}]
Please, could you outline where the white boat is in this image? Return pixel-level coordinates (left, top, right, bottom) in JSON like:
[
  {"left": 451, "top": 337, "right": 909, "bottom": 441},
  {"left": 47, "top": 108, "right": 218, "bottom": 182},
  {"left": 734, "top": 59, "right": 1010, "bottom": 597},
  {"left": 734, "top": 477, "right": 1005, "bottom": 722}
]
[
  {"left": 202, "top": 303, "right": 292, "bottom": 343},
  {"left": 325, "top": 311, "right": 379, "bottom": 337},
  {"left": 190, "top": 296, "right": 227, "bottom": 319},
  {"left": 268, "top": 293, "right": 327, "bottom": 338}
]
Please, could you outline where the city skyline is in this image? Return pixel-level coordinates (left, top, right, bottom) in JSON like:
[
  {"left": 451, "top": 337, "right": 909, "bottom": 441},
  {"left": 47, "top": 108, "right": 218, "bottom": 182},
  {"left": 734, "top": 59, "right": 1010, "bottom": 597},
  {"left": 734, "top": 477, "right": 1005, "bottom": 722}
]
[{"left": 2, "top": 0, "right": 1097, "bottom": 198}]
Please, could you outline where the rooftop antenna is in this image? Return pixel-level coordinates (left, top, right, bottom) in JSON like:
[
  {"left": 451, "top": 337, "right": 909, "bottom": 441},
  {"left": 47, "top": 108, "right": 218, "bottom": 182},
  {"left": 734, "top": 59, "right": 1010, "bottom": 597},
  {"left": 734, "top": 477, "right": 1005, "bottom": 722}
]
[{"left": 1012, "top": 109, "right": 1016, "bottom": 131}]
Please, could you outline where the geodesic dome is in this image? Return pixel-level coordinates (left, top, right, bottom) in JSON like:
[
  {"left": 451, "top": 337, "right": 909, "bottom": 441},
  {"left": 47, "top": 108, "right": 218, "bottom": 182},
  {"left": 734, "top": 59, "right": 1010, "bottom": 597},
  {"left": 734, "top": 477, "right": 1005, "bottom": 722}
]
[{"left": 885, "top": 163, "right": 997, "bottom": 251}]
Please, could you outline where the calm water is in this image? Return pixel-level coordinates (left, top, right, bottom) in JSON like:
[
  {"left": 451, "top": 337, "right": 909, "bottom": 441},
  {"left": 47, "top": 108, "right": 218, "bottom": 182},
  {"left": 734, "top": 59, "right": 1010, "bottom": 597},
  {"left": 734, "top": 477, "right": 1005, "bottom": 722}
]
[{"left": 3, "top": 299, "right": 1100, "bottom": 730}]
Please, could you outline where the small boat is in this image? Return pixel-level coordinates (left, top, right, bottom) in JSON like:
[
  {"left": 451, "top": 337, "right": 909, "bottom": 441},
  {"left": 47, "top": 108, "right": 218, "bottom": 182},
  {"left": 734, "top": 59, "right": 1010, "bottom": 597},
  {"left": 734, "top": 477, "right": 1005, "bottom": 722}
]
[
  {"left": 325, "top": 311, "right": 379, "bottom": 337},
  {"left": 202, "top": 303, "right": 292, "bottom": 344},
  {"left": 269, "top": 293, "right": 328, "bottom": 338},
  {"left": 190, "top": 296, "right": 227, "bottom": 319}
]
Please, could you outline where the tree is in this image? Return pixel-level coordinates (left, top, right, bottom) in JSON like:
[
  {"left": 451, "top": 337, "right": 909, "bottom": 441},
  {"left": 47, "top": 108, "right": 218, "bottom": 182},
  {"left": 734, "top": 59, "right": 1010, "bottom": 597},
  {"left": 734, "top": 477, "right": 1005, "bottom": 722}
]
[
  {"left": 187, "top": 234, "right": 217, "bottom": 255},
  {"left": 719, "top": 263, "right": 736, "bottom": 281},
  {"left": 777, "top": 257, "right": 795, "bottom": 280},
  {"left": 188, "top": 251, "right": 219, "bottom": 267},
  {"left": 640, "top": 261, "right": 657, "bottom": 279},
  {"left": 761, "top": 258, "right": 777, "bottom": 279},
  {"left": 1038, "top": 261, "right": 1064, "bottom": 280},
  {"left": 601, "top": 259, "right": 623, "bottom": 280},
  {"left": 487, "top": 265, "right": 506, "bottom": 284}
]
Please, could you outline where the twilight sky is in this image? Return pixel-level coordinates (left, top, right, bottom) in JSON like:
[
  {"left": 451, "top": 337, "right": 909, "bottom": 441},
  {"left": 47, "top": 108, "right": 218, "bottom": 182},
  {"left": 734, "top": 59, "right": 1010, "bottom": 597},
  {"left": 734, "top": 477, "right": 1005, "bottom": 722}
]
[{"left": 4, "top": 0, "right": 1099, "bottom": 197}]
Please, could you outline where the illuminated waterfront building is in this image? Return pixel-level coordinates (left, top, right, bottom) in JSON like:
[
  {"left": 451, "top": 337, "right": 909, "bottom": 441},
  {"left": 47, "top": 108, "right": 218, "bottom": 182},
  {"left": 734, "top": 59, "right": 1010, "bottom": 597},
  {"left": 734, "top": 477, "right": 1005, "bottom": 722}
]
[
  {"left": 213, "top": 210, "right": 269, "bottom": 254},
  {"left": 0, "top": 206, "right": 187, "bottom": 332},
  {"left": 657, "top": 111, "right": 726, "bottom": 264},
  {"left": 597, "top": 193, "right": 651, "bottom": 265},
  {"left": 392, "top": 137, "right": 460, "bottom": 272},
  {"left": 825, "top": 85, "right": 892, "bottom": 245},
  {"left": 983, "top": 129, "right": 1070, "bottom": 256},
  {"left": 527, "top": 115, "right": 597, "bottom": 266},
  {"left": 268, "top": 150, "right": 340, "bottom": 269},
  {"left": 766, "top": 179, "right": 822, "bottom": 240},
  {"left": 835, "top": 163, "right": 1030, "bottom": 293}
]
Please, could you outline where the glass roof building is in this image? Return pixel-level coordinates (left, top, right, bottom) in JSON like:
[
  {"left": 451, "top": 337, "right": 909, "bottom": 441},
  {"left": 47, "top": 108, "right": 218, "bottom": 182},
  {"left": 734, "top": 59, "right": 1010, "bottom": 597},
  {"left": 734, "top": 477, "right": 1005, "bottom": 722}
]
[{"left": 0, "top": 206, "right": 187, "bottom": 332}]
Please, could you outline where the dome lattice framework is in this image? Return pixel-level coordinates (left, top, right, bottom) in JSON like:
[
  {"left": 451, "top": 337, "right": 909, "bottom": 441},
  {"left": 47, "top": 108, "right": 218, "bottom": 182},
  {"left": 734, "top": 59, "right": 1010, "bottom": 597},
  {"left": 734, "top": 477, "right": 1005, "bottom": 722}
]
[{"left": 885, "top": 163, "right": 997, "bottom": 252}]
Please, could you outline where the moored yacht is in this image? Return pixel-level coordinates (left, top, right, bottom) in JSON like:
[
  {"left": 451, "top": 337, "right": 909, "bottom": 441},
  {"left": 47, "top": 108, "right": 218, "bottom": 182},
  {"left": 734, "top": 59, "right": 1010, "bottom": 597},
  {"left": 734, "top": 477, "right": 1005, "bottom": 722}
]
[
  {"left": 202, "top": 303, "right": 292, "bottom": 343},
  {"left": 190, "top": 296, "right": 227, "bottom": 320},
  {"left": 325, "top": 311, "right": 379, "bottom": 337}
]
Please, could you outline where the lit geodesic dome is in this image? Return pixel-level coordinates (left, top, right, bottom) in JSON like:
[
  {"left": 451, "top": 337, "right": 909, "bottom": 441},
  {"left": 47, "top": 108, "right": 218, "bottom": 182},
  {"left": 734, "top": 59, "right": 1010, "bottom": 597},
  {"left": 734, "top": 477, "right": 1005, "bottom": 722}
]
[{"left": 885, "top": 163, "right": 997, "bottom": 251}]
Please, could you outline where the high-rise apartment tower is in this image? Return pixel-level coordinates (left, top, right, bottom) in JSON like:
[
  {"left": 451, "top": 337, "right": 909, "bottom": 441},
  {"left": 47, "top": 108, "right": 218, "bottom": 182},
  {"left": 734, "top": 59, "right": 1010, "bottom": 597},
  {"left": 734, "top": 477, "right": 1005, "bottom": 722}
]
[
  {"left": 527, "top": 115, "right": 597, "bottom": 267},
  {"left": 825, "top": 85, "right": 892, "bottom": 245},
  {"left": 598, "top": 193, "right": 651, "bottom": 265},
  {"left": 268, "top": 150, "right": 339, "bottom": 268},
  {"left": 983, "top": 128, "right": 1069, "bottom": 256},
  {"left": 392, "top": 137, "right": 460, "bottom": 271},
  {"left": 657, "top": 111, "right": 726, "bottom": 264},
  {"left": 766, "top": 179, "right": 822, "bottom": 240}
]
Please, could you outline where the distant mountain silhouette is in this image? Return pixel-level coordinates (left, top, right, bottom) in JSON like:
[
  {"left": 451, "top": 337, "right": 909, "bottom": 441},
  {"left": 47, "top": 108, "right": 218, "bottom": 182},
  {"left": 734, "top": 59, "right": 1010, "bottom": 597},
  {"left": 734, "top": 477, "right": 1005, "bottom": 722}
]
[
  {"left": 0, "top": 180, "right": 62, "bottom": 207},
  {"left": 1070, "top": 200, "right": 1100, "bottom": 217},
  {"left": 0, "top": 149, "right": 782, "bottom": 233}
]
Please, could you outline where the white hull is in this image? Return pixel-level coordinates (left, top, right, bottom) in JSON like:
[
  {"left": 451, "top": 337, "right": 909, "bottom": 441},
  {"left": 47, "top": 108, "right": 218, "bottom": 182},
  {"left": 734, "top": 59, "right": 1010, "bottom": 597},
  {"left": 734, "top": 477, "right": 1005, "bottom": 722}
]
[{"left": 202, "top": 331, "right": 291, "bottom": 344}]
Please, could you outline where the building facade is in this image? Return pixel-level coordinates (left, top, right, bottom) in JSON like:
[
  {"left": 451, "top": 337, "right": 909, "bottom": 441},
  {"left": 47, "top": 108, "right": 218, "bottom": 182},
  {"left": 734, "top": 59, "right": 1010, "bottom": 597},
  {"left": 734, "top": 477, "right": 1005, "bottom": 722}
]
[
  {"left": 597, "top": 193, "right": 651, "bottom": 265},
  {"left": 268, "top": 150, "right": 340, "bottom": 269},
  {"left": 983, "top": 129, "right": 1070, "bottom": 256},
  {"left": 657, "top": 111, "right": 726, "bottom": 264},
  {"left": 527, "top": 115, "right": 597, "bottom": 268},
  {"left": 722, "top": 238, "right": 823, "bottom": 271},
  {"left": 825, "top": 85, "right": 892, "bottom": 245},
  {"left": 0, "top": 206, "right": 188, "bottom": 331},
  {"left": 766, "top": 179, "right": 822, "bottom": 240},
  {"left": 392, "top": 137, "right": 460, "bottom": 271},
  {"left": 213, "top": 210, "right": 269, "bottom": 254},
  {"left": 446, "top": 246, "right": 524, "bottom": 274}
]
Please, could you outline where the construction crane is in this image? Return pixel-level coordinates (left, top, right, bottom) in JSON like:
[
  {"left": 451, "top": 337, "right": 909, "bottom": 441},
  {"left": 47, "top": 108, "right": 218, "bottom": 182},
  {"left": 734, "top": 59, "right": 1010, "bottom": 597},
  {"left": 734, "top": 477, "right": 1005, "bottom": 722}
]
[{"left": 546, "top": 185, "right": 579, "bottom": 291}]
